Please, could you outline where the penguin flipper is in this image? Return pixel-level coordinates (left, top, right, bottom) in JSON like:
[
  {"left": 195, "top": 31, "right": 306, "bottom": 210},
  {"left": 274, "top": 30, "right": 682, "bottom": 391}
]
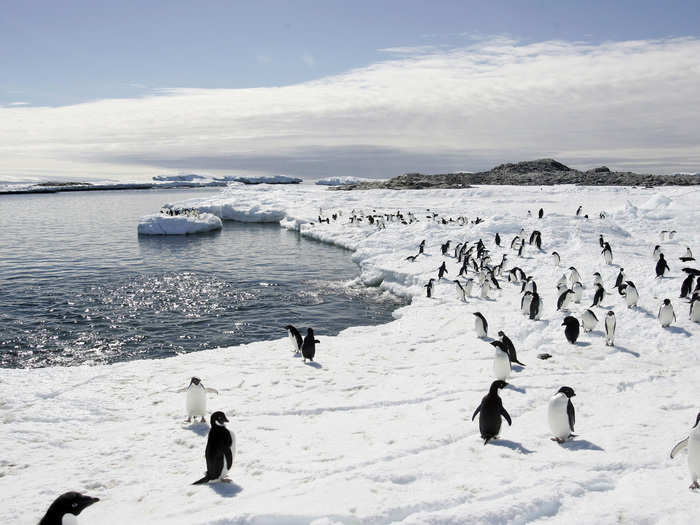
[
  {"left": 205, "top": 388, "right": 219, "bottom": 395},
  {"left": 670, "top": 437, "right": 689, "bottom": 459},
  {"left": 192, "top": 474, "right": 211, "bottom": 485},
  {"left": 224, "top": 448, "right": 233, "bottom": 470},
  {"left": 567, "top": 400, "right": 576, "bottom": 432},
  {"left": 513, "top": 359, "right": 526, "bottom": 367},
  {"left": 471, "top": 404, "right": 481, "bottom": 421},
  {"left": 501, "top": 407, "right": 512, "bottom": 426}
]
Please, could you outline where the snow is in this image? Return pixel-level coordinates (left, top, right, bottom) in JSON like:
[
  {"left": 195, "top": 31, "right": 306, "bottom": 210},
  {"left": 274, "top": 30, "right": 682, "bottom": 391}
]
[
  {"left": 214, "top": 175, "right": 303, "bottom": 184},
  {"left": 315, "top": 176, "right": 382, "bottom": 186},
  {"left": 153, "top": 174, "right": 209, "bottom": 181},
  {"left": 2, "top": 183, "right": 700, "bottom": 524},
  {"left": 137, "top": 212, "right": 223, "bottom": 235}
]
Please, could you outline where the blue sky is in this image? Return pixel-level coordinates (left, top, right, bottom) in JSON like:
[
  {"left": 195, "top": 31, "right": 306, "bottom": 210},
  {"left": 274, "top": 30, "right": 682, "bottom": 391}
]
[{"left": 1, "top": 1, "right": 699, "bottom": 180}]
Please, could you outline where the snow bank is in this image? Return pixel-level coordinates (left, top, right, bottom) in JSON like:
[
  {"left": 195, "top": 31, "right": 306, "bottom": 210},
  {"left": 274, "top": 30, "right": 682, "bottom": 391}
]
[
  {"left": 315, "top": 176, "right": 383, "bottom": 186},
  {"left": 137, "top": 212, "right": 223, "bottom": 235},
  {"left": 2, "top": 184, "right": 700, "bottom": 524}
]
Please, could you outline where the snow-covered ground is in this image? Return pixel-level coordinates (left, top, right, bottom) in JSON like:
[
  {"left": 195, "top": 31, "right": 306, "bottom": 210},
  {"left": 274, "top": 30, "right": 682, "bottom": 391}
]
[
  {"left": 137, "top": 212, "right": 223, "bottom": 235},
  {"left": 315, "top": 176, "right": 383, "bottom": 186},
  {"left": 2, "top": 184, "right": 699, "bottom": 524}
]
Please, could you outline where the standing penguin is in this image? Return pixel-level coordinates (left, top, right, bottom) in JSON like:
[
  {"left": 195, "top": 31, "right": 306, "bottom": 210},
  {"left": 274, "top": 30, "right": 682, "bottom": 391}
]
[
  {"left": 453, "top": 280, "right": 467, "bottom": 302},
  {"left": 521, "top": 291, "right": 533, "bottom": 316},
  {"left": 529, "top": 292, "right": 543, "bottom": 320},
  {"left": 39, "top": 492, "right": 100, "bottom": 525},
  {"left": 601, "top": 242, "right": 613, "bottom": 265},
  {"left": 614, "top": 268, "right": 625, "bottom": 289},
  {"left": 599, "top": 234, "right": 605, "bottom": 248},
  {"left": 551, "top": 251, "right": 561, "bottom": 267},
  {"left": 604, "top": 311, "right": 616, "bottom": 346},
  {"left": 498, "top": 331, "right": 525, "bottom": 366},
  {"left": 670, "top": 412, "right": 700, "bottom": 490},
  {"left": 302, "top": 328, "right": 319, "bottom": 362},
  {"left": 193, "top": 411, "right": 236, "bottom": 485},
  {"left": 490, "top": 341, "right": 511, "bottom": 381},
  {"left": 680, "top": 247, "right": 695, "bottom": 262},
  {"left": 581, "top": 309, "right": 598, "bottom": 332},
  {"left": 284, "top": 324, "right": 304, "bottom": 354},
  {"left": 472, "top": 380, "right": 511, "bottom": 445},
  {"left": 576, "top": 205, "right": 582, "bottom": 217},
  {"left": 680, "top": 273, "right": 695, "bottom": 298},
  {"left": 569, "top": 267, "right": 582, "bottom": 287},
  {"left": 591, "top": 283, "right": 605, "bottom": 307},
  {"left": 538, "top": 208, "right": 544, "bottom": 218},
  {"left": 652, "top": 245, "right": 662, "bottom": 259},
  {"left": 479, "top": 279, "right": 491, "bottom": 299},
  {"left": 473, "top": 312, "right": 488, "bottom": 338},
  {"left": 572, "top": 281, "right": 584, "bottom": 304},
  {"left": 495, "top": 232, "right": 501, "bottom": 247},
  {"left": 557, "top": 289, "right": 575, "bottom": 311},
  {"left": 691, "top": 293, "right": 700, "bottom": 322},
  {"left": 623, "top": 280, "right": 639, "bottom": 307},
  {"left": 562, "top": 316, "right": 580, "bottom": 344},
  {"left": 437, "top": 261, "right": 448, "bottom": 279},
  {"left": 424, "top": 278, "right": 435, "bottom": 298},
  {"left": 656, "top": 253, "right": 670, "bottom": 277},
  {"left": 180, "top": 377, "right": 219, "bottom": 423},
  {"left": 548, "top": 386, "right": 576, "bottom": 443},
  {"left": 418, "top": 239, "right": 425, "bottom": 254},
  {"left": 657, "top": 299, "right": 676, "bottom": 327}
]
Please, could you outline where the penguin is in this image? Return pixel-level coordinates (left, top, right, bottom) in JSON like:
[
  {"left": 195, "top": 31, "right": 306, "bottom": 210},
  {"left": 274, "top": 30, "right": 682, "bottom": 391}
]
[
  {"left": 598, "top": 234, "right": 605, "bottom": 248},
  {"left": 463, "top": 278, "right": 474, "bottom": 297},
  {"left": 522, "top": 277, "right": 537, "bottom": 295},
  {"left": 479, "top": 279, "right": 491, "bottom": 299},
  {"left": 538, "top": 208, "right": 544, "bottom": 218},
  {"left": 192, "top": 411, "right": 236, "bottom": 485},
  {"left": 437, "top": 261, "right": 448, "bottom": 279},
  {"left": 284, "top": 324, "right": 303, "bottom": 355},
  {"left": 656, "top": 253, "right": 670, "bottom": 277},
  {"left": 680, "top": 273, "right": 695, "bottom": 298},
  {"left": 552, "top": 251, "right": 560, "bottom": 267},
  {"left": 302, "top": 328, "right": 319, "bottom": 362},
  {"left": 576, "top": 205, "right": 582, "bottom": 216},
  {"left": 670, "top": 230, "right": 677, "bottom": 239},
  {"left": 592, "top": 272, "right": 603, "bottom": 287},
  {"left": 557, "top": 289, "right": 575, "bottom": 311},
  {"left": 521, "top": 291, "right": 533, "bottom": 316},
  {"left": 660, "top": 230, "right": 667, "bottom": 241},
  {"left": 548, "top": 386, "right": 576, "bottom": 443},
  {"left": 529, "top": 292, "right": 543, "bottom": 320},
  {"left": 405, "top": 254, "right": 418, "bottom": 262},
  {"left": 690, "top": 294, "right": 700, "bottom": 322},
  {"left": 623, "top": 280, "right": 639, "bottom": 307},
  {"left": 614, "top": 268, "right": 625, "bottom": 289},
  {"left": 440, "top": 241, "right": 451, "bottom": 256},
  {"left": 657, "top": 299, "right": 676, "bottom": 327},
  {"left": 562, "top": 316, "right": 580, "bottom": 344},
  {"left": 491, "top": 341, "right": 511, "bottom": 381},
  {"left": 601, "top": 242, "right": 613, "bottom": 264},
  {"left": 424, "top": 278, "right": 435, "bottom": 298},
  {"left": 180, "top": 377, "right": 219, "bottom": 423},
  {"left": 510, "top": 235, "right": 521, "bottom": 249},
  {"left": 472, "top": 380, "right": 511, "bottom": 445},
  {"left": 569, "top": 267, "right": 582, "bottom": 287},
  {"left": 495, "top": 233, "right": 501, "bottom": 246},
  {"left": 39, "top": 492, "right": 99, "bottom": 525},
  {"left": 581, "top": 309, "right": 598, "bottom": 332},
  {"left": 498, "top": 331, "right": 525, "bottom": 366},
  {"left": 652, "top": 245, "right": 661, "bottom": 260},
  {"left": 670, "top": 412, "right": 700, "bottom": 490},
  {"left": 453, "top": 280, "right": 467, "bottom": 302},
  {"left": 680, "top": 247, "right": 695, "bottom": 262},
  {"left": 517, "top": 242, "right": 524, "bottom": 257},
  {"left": 591, "top": 283, "right": 605, "bottom": 307},
  {"left": 572, "top": 281, "right": 584, "bottom": 303},
  {"left": 604, "top": 311, "right": 616, "bottom": 346},
  {"left": 418, "top": 240, "right": 425, "bottom": 254},
  {"left": 473, "top": 312, "right": 488, "bottom": 338}
]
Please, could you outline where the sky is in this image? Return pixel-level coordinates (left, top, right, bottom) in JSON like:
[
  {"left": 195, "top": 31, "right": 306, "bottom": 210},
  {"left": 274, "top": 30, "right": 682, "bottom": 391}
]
[{"left": 1, "top": 0, "right": 699, "bottom": 181}]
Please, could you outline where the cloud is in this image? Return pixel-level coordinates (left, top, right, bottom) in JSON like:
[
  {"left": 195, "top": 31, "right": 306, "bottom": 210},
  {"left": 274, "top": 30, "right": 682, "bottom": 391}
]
[{"left": 1, "top": 37, "right": 699, "bottom": 181}]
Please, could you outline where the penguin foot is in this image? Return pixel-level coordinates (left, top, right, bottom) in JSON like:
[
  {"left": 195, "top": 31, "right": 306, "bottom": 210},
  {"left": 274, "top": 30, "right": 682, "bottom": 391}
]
[
  {"left": 201, "top": 417, "right": 206, "bottom": 423},
  {"left": 690, "top": 481, "right": 699, "bottom": 490},
  {"left": 551, "top": 437, "right": 564, "bottom": 443},
  {"left": 186, "top": 417, "right": 191, "bottom": 423}
]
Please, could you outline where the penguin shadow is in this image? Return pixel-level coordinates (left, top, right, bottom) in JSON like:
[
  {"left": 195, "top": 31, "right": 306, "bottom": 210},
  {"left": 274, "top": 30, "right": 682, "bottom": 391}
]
[
  {"left": 490, "top": 439, "right": 534, "bottom": 454},
  {"left": 665, "top": 325, "right": 692, "bottom": 336},
  {"left": 208, "top": 481, "right": 243, "bottom": 498},
  {"left": 611, "top": 345, "right": 640, "bottom": 358},
  {"left": 635, "top": 306, "right": 656, "bottom": 319},
  {"left": 589, "top": 330, "right": 605, "bottom": 337},
  {"left": 511, "top": 364, "right": 525, "bottom": 372},
  {"left": 575, "top": 341, "right": 592, "bottom": 347},
  {"left": 184, "top": 422, "right": 210, "bottom": 436},
  {"left": 304, "top": 361, "right": 323, "bottom": 369},
  {"left": 560, "top": 438, "right": 604, "bottom": 452}
]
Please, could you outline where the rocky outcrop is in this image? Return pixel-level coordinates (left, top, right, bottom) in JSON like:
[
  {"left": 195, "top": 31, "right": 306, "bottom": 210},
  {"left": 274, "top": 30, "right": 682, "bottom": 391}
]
[{"left": 332, "top": 159, "right": 700, "bottom": 190}]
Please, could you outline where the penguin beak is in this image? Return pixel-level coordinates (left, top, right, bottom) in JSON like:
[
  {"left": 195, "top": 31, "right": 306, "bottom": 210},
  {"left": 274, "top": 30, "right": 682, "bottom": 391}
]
[{"left": 223, "top": 415, "right": 229, "bottom": 422}]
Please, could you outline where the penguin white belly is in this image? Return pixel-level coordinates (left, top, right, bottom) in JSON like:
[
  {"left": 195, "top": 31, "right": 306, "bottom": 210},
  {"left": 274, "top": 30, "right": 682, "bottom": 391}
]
[
  {"left": 218, "top": 429, "right": 237, "bottom": 480},
  {"left": 573, "top": 284, "right": 583, "bottom": 303},
  {"left": 605, "top": 319, "right": 615, "bottom": 345},
  {"left": 626, "top": 288, "right": 638, "bottom": 307},
  {"left": 659, "top": 306, "right": 675, "bottom": 327},
  {"left": 493, "top": 350, "right": 511, "bottom": 381},
  {"left": 287, "top": 332, "right": 299, "bottom": 352},
  {"left": 62, "top": 515, "right": 79, "bottom": 525},
  {"left": 474, "top": 319, "right": 486, "bottom": 337},
  {"left": 521, "top": 296, "right": 532, "bottom": 316},
  {"left": 691, "top": 302, "right": 700, "bottom": 322},
  {"left": 186, "top": 386, "right": 207, "bottom": 418},
  {"left": 480, "top": 282, "right": 490, "bottom": 298},
  {"left": 603, "top": 251, "right": 612, "bottom": 264},
  {"left": 581, "top": 311, "right": 597, "bottom": 332},
  {"left": 689, "top": 432, "right": 700, "bottom": 482},
  {"left": 548, "top": 394, "right": 571, "bottom": 441}
]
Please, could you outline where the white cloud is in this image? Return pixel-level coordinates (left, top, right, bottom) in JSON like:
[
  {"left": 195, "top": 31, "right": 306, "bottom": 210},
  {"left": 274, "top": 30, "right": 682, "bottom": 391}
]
[{"left": 1, "top": 37, "right": 699, "bottom": 181}]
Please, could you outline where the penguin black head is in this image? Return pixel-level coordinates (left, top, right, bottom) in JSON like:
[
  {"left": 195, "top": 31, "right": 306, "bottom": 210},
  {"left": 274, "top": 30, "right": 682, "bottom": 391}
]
[
  {"left": 490, "top": 341, "right": 507, "bottom": 353},
  {"left": 210, "top": 411, "right": 229, "bottom": 426},
  {"left": 557, "top": 386, "right": 576, "bottom": 398},
  {"left": 561, "top": 316, "right": 579, "bottom": 327},
  {"left": 663, "top": 298, "right": 671, "bottom": 306},
  {"left": 489, "top": 380, "right": 508, "bottom": 392},
  {"left": 306, "top": 327, "right": 315, "bottom": 336},
  {"left": 41, "top": 492, "right": 99, "bottom": 523},
  {"left": 606, "top": 311, "right": 615, "bottom": 317},
  {"left": 659, "top": 253, "right": 665, "bottom": 259},
  {"left": 190, "top": 377, "right": 201, "bottom": 386},
  {"left": 497, "top": 330, "right": 505, "bottom": 338}
]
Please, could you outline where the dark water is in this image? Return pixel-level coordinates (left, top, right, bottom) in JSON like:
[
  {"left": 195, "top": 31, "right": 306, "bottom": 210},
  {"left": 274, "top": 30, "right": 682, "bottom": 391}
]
[{"left": 0, "top": 188, "right": 404, "bottom": 368}]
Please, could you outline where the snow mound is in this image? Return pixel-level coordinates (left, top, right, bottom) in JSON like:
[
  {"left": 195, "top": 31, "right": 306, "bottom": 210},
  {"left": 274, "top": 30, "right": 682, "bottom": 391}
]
[
  {"left": 315, "top": 176, "right": 382, "bottom": 186},
  {"left": 137, "top": 212, "right": 223, "bottom": 235}
]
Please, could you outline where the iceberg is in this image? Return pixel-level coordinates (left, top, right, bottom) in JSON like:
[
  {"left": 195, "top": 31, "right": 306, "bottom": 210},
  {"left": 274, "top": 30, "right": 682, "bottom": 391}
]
[{"left": 137, "top": 211, "right": 223, "bottom": 235}]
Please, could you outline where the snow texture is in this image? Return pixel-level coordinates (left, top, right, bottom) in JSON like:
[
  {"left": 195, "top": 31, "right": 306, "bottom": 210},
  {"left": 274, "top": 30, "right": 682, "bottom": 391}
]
[
  {"left": 2, "top": 184, "right": 700, "bottom": 524},
  {"left": 137, "top": 213, "right": 223, "bottom": 235}
]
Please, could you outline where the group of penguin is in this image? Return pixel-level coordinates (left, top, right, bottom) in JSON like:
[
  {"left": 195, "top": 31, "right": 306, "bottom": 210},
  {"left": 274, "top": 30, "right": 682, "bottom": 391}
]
[{"left": 37, "top": 205, "right": 700, "bottom": 523}]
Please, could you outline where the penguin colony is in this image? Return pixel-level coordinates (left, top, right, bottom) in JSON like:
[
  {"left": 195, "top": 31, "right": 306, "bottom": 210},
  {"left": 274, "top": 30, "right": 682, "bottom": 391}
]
[{"left": 36, "top": 203, "right": 700, "bottom": 521}]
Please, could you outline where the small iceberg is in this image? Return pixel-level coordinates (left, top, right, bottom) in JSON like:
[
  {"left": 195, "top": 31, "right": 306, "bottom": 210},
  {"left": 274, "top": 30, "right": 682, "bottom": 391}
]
[{"left": 137, "top": 211, "right": 223, "bottom": 235}]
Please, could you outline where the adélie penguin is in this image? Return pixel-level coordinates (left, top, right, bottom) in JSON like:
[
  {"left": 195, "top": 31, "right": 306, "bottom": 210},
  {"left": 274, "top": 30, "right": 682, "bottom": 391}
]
[
  {"left": 472, "top": 380, "right": 511, "bottom": 445},
  {"left": 670, "top": 412, "right": 700, "bottom": 489},
  {"left": 679, "top": 247, "right": 695, "bottom": 262},
  {"left": 551, "top": 251, "right": 560, "bottom": 266},
  {"left": 193, "top": 411, "right": 236, "bottom": 485},
  {"left": 591, "top": 283, "right": 605, "bottom": 307},
  {"left": 680, "top": 273, "right": 695, "bottom": 298},
  {"left": 548, "top": 386, "right": 576, "bottom": 443},
  {"left": 602, "top": 242, "right": 613, "bottom": 264},
  {"left": 302, "top": 328, "right": 319, "bottom": 362},
  {"left": 656, "top": 253, "right": 670, "bottom": 277},
  {"left": 572, "top": 281, "right": 584, "bottom": 303},
  {"left": 453, "top": 280, "right": 467, "bottom": 301},
  {"left": 490, "top": 341, "right": 511, "bottom": 380},
  {"left": 657, "top": 299, "right": 676, "bottom": 327},
  {"left": 284, "top": 324, "right": 303, "bottom": 354},
  {"left": 562, "top": 316, "right": 580, "bottom": 344},
  {"left": 497, "top": 331, "right": 525, "bottom": 366},
  {"left": 623, "top": 280, "right": 639, "bottom": 308},
  {"left": 581, "top": 309, "right": 598, "bottom": 332},
  {"left": 691, "top": 293, "right": 700, "bottom": 322},
  {"left": 39, "top": 492, "right": 99, "bottom": 525},
  {"left": 557, "top": 289, "right": 575, "bottom": 311},
  {"left": 473, "top": 312, "right": 488, "bottom": 338},
  {"left": 424, "top": 278, "right": 435, "bottom": 298},
  {"left": 604, "top": 311, "right": 616, "bottom": 346},
  {"left": 179, "top": 377, "right": 219, "bottom": 423},
  {"left": 529, "top": 292, "right": 543, "bottom": 320}
]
